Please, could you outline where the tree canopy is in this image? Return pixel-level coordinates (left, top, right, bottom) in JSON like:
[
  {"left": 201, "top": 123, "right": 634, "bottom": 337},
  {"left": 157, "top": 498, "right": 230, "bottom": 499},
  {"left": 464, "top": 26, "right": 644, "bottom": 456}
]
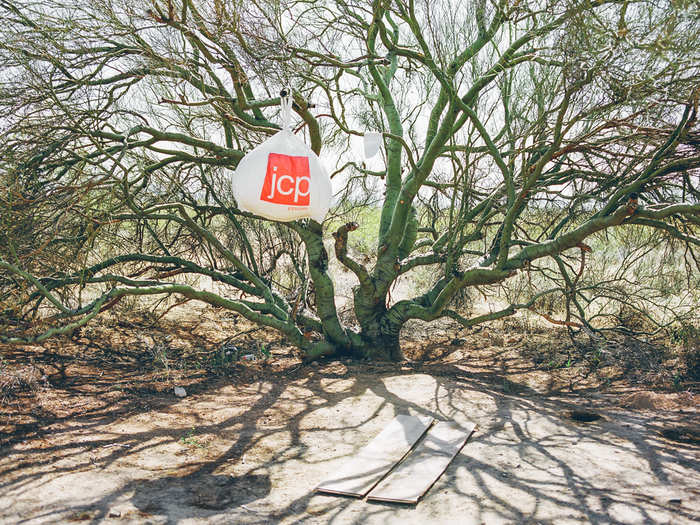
[{"left": 1, "top": 0, "right": 699, "bottom": 360}]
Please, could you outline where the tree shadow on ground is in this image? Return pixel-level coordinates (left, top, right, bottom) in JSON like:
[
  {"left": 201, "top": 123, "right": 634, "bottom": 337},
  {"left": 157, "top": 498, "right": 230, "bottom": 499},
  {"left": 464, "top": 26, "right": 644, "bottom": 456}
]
[
  {"left": 1, "top": 341, "right": 698, "bottom": 524},
  {"left": 130, "top": 473, "right": 271, "bottom": 513}
]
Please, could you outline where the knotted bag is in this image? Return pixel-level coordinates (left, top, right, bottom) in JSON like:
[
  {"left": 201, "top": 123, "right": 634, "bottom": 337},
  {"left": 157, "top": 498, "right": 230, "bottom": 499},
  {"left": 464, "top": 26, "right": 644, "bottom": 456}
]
[{"left": 232, "top": 93, "right": 332, "bottom": 222}]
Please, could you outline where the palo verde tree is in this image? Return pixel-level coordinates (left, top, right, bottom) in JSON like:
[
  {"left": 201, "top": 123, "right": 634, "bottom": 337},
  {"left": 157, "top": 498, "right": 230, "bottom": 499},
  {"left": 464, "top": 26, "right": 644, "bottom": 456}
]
[{"left": 1, "top": 0, "right": 698, "bottom": 360}]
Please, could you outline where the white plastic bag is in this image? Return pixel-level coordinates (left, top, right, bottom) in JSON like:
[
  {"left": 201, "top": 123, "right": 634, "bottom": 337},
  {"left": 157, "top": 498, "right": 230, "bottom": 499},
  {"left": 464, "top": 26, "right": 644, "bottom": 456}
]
[
  {"left": 232, "top": 93, "right": 332, "bottom": 222},
  {"left": 363, "top": 131, "right": 383, "bottom": 159}
]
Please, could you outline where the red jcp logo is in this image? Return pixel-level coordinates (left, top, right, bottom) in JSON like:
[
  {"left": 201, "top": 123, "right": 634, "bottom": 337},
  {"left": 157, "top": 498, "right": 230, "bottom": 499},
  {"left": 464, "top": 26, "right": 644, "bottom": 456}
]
[{"left": 260, "top": 153, "right": 311, "bottom": 206}]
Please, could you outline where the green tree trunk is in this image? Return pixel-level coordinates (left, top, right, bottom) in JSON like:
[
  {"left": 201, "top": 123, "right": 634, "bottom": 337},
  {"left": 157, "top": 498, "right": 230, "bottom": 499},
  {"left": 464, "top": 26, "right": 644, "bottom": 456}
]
[{"left": 353, "top": 286, "right": 405, "bottom": 361}]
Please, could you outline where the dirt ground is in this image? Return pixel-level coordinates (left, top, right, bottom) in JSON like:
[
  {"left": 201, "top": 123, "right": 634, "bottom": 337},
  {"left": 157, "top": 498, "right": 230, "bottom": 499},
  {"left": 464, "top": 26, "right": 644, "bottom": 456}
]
[{"left": 1, "top": 306, "right": 698, "bottom": 524}]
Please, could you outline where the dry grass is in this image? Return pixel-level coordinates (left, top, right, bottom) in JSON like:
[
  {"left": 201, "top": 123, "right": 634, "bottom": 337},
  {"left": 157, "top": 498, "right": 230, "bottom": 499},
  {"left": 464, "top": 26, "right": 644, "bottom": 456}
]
[{"left": 0, "top": 361, "right": 48, "bottom": 404}]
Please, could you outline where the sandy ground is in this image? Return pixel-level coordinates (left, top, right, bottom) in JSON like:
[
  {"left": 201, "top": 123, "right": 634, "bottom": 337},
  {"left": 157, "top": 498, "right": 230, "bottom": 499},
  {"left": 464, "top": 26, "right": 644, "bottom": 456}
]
[
  {"left": 2, "top": 370, "right": 698, "bottom": 524},
  {"left": 1, "top": 312, "right": 698, "bottom": 524}
]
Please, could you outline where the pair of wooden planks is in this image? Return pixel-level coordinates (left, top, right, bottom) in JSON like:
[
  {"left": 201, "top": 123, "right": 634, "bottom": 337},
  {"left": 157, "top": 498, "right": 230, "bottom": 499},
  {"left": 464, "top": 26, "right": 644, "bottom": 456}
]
[{"left": 315, "top": 415, "right": 476, "bottom": 504}]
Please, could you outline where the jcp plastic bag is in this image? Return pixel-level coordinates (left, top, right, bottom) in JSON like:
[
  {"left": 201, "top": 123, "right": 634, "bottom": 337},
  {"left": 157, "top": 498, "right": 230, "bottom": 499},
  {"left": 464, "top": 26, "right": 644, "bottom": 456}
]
[{"left": 232, "top": 93, "right": 332, "bottom": 222}]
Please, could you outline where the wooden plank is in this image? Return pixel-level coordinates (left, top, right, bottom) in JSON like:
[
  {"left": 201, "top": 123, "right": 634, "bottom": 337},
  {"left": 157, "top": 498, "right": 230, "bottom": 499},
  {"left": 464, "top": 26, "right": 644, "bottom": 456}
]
[
  {"left": 366, "top": 421, "right": 476, "bottom": 504},
  {"left": 315, "top": 414, "right": 434, "bottom": 497}
]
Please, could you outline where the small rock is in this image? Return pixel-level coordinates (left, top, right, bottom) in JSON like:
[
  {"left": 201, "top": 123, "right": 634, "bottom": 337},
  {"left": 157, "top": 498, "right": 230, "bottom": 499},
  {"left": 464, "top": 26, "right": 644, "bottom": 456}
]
[
  {"left": 174, "top": 386, "right": 187, "bottom": 397},
  {"left": 108, "top": 510, "right": 121, "bottom": 518}
]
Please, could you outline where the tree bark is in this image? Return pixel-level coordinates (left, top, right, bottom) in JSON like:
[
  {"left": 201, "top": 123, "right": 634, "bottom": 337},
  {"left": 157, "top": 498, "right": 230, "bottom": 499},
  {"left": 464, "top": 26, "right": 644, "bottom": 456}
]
[
  {"left": 359, "top": 321, "right": 404, "bottom": 361},
  {"left": 354, "top": 288, "right": 405, "bottom": 361}
]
